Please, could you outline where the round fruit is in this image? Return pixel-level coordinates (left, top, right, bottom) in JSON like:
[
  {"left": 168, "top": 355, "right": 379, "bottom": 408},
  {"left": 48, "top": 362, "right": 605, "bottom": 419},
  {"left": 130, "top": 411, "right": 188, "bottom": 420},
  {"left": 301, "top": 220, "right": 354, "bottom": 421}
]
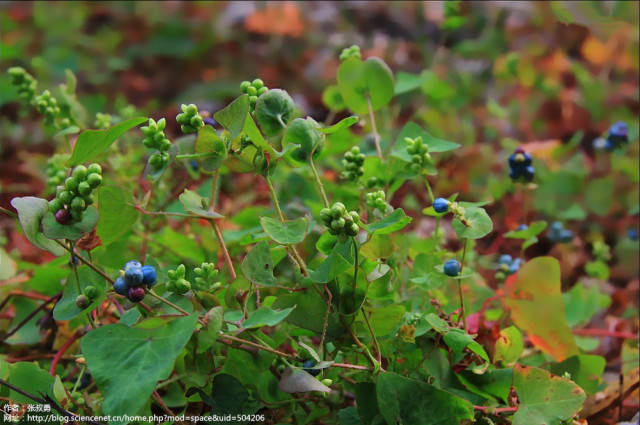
[
  {"left": 113, "top": 277, "right": 128, "bottom": 296},
  {"left": 77, "top": 181, "right": 91, "bottom": 196},
  {"left": 84, "top": 285, "right": 98, "bottom": 299},
  {"left": 443, "top": 259, "right": 461, "bottom": 277},
  {"left": 141, "top": 265, "right": 157, "bottom": 287},
  {"left": 302, "top": 359, "right": 320, "bottom": 376},
  {"left": 55, "top": 208, "right": 72, "bottom": 225},
  {"left": 254, "top": 89, "right": 295, "bottom": 137},
  {"left": 87, "top": 163, "right": 102, "bottom": 175},
  {"left": 87, "top": 173, "right": 102, "bottom": 188},
  {"left": 72, "top": 165, "right": 87, "bottom": 180},
  {"left": 124, "top": 260, "right": 142, "bottom": 270},
  {"left": 433, "top": 198, "right": 449, "bottom": 213},
  {"left": 127, "top": 286, "right": 145, "bottom": 303},
  {"left": 498, "top": 254, "right": 512, "bottom": 265},
  {"left": 75, "top": 294, "right": 90, "bottom": 309},
  {"left": 282, "top": 117, "right": 324, "bottom": 164},
  {"left": 124, "top": 267, "right": 143, "bottom": 286}
]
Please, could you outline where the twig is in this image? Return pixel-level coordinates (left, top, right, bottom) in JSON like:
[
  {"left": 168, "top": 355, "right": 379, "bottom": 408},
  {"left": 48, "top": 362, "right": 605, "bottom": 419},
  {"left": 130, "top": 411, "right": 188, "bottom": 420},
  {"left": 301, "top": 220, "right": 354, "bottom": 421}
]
[
  {"left": 473, "top": 405, "right": 518, "bottom": 414},
  {"left": 361, "top": 308, "right": 382, "bottom": 364},
  {"left": 320, "top": 284, "right": 332, "bottom": 359},
  {"left": 219, "top": 333, "right": 296, "bottom": 358},
  {"left": 457, "top": 238, "right": 468, "bottom": 331},
  {"left": 2, "top": 292, "right": 62, "bottom": 341},
  {"left": 153, "top": 391, "right": 186, "bottom": 425},
  {"left": 50, "top": 330, "right": 83, "bottom": 376},
  {"left": 210, "top": 220, "right": 236, "bottom": 280},
  {"left": 54, "top": 240, "right": 114, "bottom": 284}
]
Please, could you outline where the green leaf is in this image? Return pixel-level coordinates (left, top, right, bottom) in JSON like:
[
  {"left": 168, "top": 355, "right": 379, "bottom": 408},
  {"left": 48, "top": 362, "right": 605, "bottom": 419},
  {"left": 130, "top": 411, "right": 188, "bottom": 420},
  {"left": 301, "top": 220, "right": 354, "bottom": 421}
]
[
  {"left": 213, "top": 94, "right": 249, "bottom": 138},
  {"left": 10, "top": 197, "right": 64, "bottom": 255},
  {"left": 548, "top": 355, "right": 605, "bottom": 394},
  {"left": 81, "top": 315, "right": 197, "bottom": 423},
  {"left": 254, "top": 88, "right": 295, "bottom": 137},
  {"left": 503, "top": 257, "right": 578, "bottom": 361},
  {"left": 0, "top": 247, "right": 17, "bottom": 280},
  {"left": 42, "top": 206, "right": 99, "bottom": 241},
  {"left": 391, "top": 122, "right": 460, "bottom": 162},
  {"left": 394, "top": 71, "right": 423, "bottom": 95},
  {"left": 309, "top": 245, "right": 352, "bottom": 283},
  {"left": 321, "top": 84, "right": 345, "bottom": 111},
  {"left": 178, "top": 189, "right": 223, "bottom": 219},
  {"left": 451, "top": 207, "right": 493, "bottom": 239},
  {"left": 243, "top": 306, "right": 296, "bottom": 329},
  {"left": 53, "top": 267, "right": 106, "bottom": 320},
  {"left": 367, "top": 208, "right": 412, "bottom": 235},
  {"left": 195, "top": 125, "right": 227, "bottom": 171},
  {"left": 320, "top": 116, "right": 359, "bottom": 134},
  {"left": 197, "top": 306, "right": 223, "bottom": 354},
  {"left": 512, "top": 365, "right": 586, "bottom": 425},
  {"left": 278, "top": 367, "right": 331, "bottom": 393},
  {"left": 443, "top": 329, "right": 490, "bottom": 362},
  {"left": 337, "top": 57, "right": 394, "bottom": 114},
  {"left": 562, "top": 284, "right": 611, "bottom": 327},
  {"left": 376, "top": 372, "right": 474, "bottom": 424},
  {"left": 505, "top": 221, "right": 547, "bottom": 239},
  {"left": 493, "top": 326, "right": 524, "bottom": 364},
  {"left": 70, "top": 117, "right": 146, "bottom": 165},
  {"left": 6, "top": 362, "right": 55, "bottom": 404},
  {"left": 241, "top": 241, "right": 277, "bottom": 286},
  {"left": 585, "top": 177, "right": 613, "bottom": 216},
  {"left": 243, "top": 112, "right": 278, "bottom": 156},
  {"left": 260, "top": 216, "right": 308, "bottom": 245},
  {"left": 97, "top": 185, "right": 138, "bottom": 246},
  {"left": 368, "top": 304, "right": 405, "bottom": 336}
]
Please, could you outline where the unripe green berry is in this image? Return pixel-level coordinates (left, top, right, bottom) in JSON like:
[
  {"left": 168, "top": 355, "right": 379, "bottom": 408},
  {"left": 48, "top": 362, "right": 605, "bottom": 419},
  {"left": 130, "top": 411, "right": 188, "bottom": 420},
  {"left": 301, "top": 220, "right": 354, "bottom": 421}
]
[
  {"left": 87, "top": 163, "right": 102, "bottom": 175},
  {"left": 71, "top": 197, "right": 85, "bottom": 211},
  {"left": 252, "top": 78, "right": 264, "bottom": 88},
  {"left": 72, "top": 165, "right": 87, "bottom": 180},
  {"left": 77, "top": 181, "right": 91, "bottom": 196},
  {"left": 59, "top": 191, "right": 73, "bottom": 204},
  {"left": 87, "top": 173, "right": 102, "bottom": 188},
  {"left": 65, "top": 176, "right": 79, "bottom": 192},
  {"left": 240, "top": 81, "right": 251, "bottom": 92},
  {"left": 49, "top": 198, "right": 63, "bottom": 213}
]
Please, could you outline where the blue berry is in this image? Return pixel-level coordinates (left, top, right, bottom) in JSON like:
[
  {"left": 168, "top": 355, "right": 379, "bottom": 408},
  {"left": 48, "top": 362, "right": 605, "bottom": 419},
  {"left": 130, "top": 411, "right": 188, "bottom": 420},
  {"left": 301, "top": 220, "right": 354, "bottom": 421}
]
[
  {"left": 609, "top": 121, "right": 628, "bottom": 138},
  {"left": 628, "top": 228, "right": 638, "bottom": 241},
  {"left": 302, "top": 359, "right": 320, "bottom": 376},
  {"left": 443, "top": 259, "right": 461, "bottom": 277},
  {"left": 113, "top": 277, "right": 128, "bottom": 296},
  {"left": 141, "top": 265, "right": 157, "bottom": 287},
  {"left": 124, "top": 260, "right": 142, "bottom": 270},
  {"left": 559, "top": 229, "right": 574, "bottom": 243},
  {"left": 124, "top": 267, "right": 143, "bottom": 287},
  {"left": 509, "top": 258, "right": 522, "bottom": 274},
  {"left": 516, "top": 224, "right": 528, "bottom": 231},
  {"left": 433, "top": 198, "right": 449, "bottom": 213},
  {"left": 499, "top": 254, "right": 512, "bottom": 265},
  {"left": 203, "top": 117, "right": 216, "bottom": 127},
  {"left": 551, "top": 221, "right": 563, "bottom": 232}
]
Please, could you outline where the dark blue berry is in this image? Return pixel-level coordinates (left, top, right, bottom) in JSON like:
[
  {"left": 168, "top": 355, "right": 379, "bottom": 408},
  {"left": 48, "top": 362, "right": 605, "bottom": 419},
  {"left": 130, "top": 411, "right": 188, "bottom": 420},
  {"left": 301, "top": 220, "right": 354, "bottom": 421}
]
[
  {"left": 628, "top": 228, "right": 638, "bottom": 241},
  {"left": 559, "top": 229, "right": 574, "bottom": 243},
  {"left": 124, "top": 260, "right": 142, "bottom": 270},
  {"left": 141, "top": 265, "right": 157, "bottom": 287},
  {"left": 498, "top": 254, "right": 512, "bottom": 265},
  {"left": 203, "top": 117, "right": 216, "bottom": 127},
  {"left": 113, "top": 277, "right": 128, "bottom": 296},
  {"left": 443, "top": 259, "right": 461, "bottom": 277},
  {"left": 302, "top": 359, "right": 320, "bottom": 376},
  {"left": 509, "top": 258, "right": 522, "bottom": 274},
  {"left": 609, "top": 121, "right": 628, "bottom": 138},
  {"left": 433, "top": 198, "right": 449, "bottom": 213},
  {"left": 124, "top": 267, "right": 143, "bottom": 287}
]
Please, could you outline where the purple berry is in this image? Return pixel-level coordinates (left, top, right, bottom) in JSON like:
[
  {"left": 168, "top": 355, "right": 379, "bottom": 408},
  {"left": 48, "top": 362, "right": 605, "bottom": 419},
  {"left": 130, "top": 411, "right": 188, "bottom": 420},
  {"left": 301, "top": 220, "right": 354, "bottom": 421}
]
[
  {"left": 127, "top": 286, "right": 145, "bottom": 303},
  {"left": 55, "top": 209, "right": 71, "bottom": 225}
]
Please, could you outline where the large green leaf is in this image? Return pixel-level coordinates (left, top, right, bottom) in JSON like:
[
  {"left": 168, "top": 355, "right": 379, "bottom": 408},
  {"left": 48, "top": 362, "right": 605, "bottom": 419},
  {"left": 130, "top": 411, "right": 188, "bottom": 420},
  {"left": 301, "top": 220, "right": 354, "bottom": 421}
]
[
  {"left": 367, "top": 208, "right": 412, "bottom": 235},
  {"left": 6, "top": 362, "right": 56, "bottom": 404},
  {"left": 562, "top": 284, "right": 611, "bottom": 327},
  {"left": 548, "top": 355, "right": 605, "bottom": 394},
  {"left": 10, "top": 196, "right": 64, "bottom": 255},
  {"left": 391, "top": 122, "right": 460, "bottom": 162},
  {"left": 376, "top": 372, "right": 474, "bottom": 425},
  {"left": 97, "top": 185, "right": 138, "bottom": 245},
  {"left": 512, "top": 365, "right": 586, "bottom": 425},
  {"left": 81, "top": 315, "right": 197, "bottom": 423},
  {"left": 240, "top": 241, "right": 277, "bottom": 286},
  {"left": 242, "top": 306, "right": 296, "bottom": 329},
  {"left": 42, "top": 205, "right": 99, "bottom": 241},
  {"left": 502, "top": 257, "right": 578, "bottom": 361},
  {"left": 493, "top": 326, "right": 524, "bottom": 364},
  {"left": 337, "top": 57, "right": 394, "bottom": 115},
  {"left": 452, "top": 207, "right": 493, "bottom": 240},
  {"left": 260, "top": 216, "right": 308, "bottom": 245},
  {"left": 70, "top": 117, "right": 146, "bottom": 165},
  {"left": 213, "top": 94, "right": 250, "bottom": 138}
]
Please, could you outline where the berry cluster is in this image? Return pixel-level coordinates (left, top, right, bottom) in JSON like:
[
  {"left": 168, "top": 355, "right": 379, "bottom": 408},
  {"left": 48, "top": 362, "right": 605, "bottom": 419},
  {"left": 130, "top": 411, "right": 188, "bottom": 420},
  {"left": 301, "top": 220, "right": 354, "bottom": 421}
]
[
  {"left": 193, "top": 262, "right": 221, "bottom": 290},
  {"left": 320, "top": 202, "right": 360, "bottom": 237},
  {"left": 405, "top": 136, "right": 433, "bottom": 173},
  {"left": 508, "top": 147, "right": 534, "bottom": 182},
  {"left": 94, "top": 113, "right": 112, "bottom": 130},
  {"left": 495, "top": 254, "right": 522, "bottom": 281},
  {"left": 241, "top": 78, "right": 269, "bottom": 109},
  {"left": 341, "top": 146, "right": 365, "bottom": 181},
  {"left": 167, "top": 264, "right": 191, "bottom": 295},
  {"left": 45, "top": 154, "right": 71, "bottom": 192},
  {"left": 75, "top": 285, "right": 98, "bottom": 309},
  {"left": 365, "top": 176, "right": 383, "bottom": 189},
  {"left": 365, "top": 190, "right": 390, "bottom": 214},
  {"left": 113, "top": 261, "right": 156, "bottom": 303},
  {"left": 443, "top": 259, "right": 461, "bottom": 277},
  {"left": 339, "top": 45, "right": 361, "bottom": 61},
  {"left": 141, "top": 118, "right": 172, "bottom": 170},
  {"left": 8, "top": 67, "right": 37, "bottom": 101},
  {"left": 176, "top": 104, "right": 204, "bottom": 134},
  {"left": 548, "top": 221, "right": 573, "bottom": 243},
  {"left": 34, "top": 90, "right": 61, "bottom": 126},
  {"left": 49, "top": 164, "right": 102, "bottom": 225}
]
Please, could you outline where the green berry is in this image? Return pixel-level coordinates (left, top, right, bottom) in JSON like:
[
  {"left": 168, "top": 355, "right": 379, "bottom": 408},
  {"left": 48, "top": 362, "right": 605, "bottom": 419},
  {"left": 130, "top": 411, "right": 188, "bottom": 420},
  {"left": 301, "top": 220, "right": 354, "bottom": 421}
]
[
  {"left": 240, "top": 81, "right": 251, "bottom": 92},
  {"left": 59, "top": 190, "right": 72, "bottom": 204},
  {"left": 84, "top": 285, "right": 98, "bottom": 300},
  {"left": 87, "top": 163, "right": 102, "bottom": 175},
  {"left": 65, "top": 176, "right": 79, "bottom": 192},
  {"left": 77, "top": 181, "right": 91, "bottom": 196},
  {"left": 247, "top": 86, "right": 258, "bottom": 96},
  {"left": 49, "top": 198, "right": 63, "bottom": 213},
  {"left": 71, "top": 197, "right": 85, "bottom": 211},
  {"left": 87, "top": 173, "right": 102, "bottom": 188},
  {"left": 72, "top": 165, "right": 87, "bottom": 180},
  {"left": 252, "top": 78, "right": 264, "bottom": 89}
]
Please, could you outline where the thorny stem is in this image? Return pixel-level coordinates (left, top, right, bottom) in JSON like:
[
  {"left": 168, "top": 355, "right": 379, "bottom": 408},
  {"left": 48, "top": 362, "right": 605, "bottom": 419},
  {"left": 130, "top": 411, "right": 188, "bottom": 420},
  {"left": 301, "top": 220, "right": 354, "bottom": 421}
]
[
  {"left": 309, "top": 157, "right": 330, "bottom": 208},
  {"left": 423, "top": 176, "right": 441, "bottom": 244},
  {"left": 458, "top": 238, "right": 468, "bottom": 331},
  {"left": 366, "top": 95, "right": 383, "bottom": 160},
  {"left": 220, "top": 333, "right": 295, "bottom": 358},
  {"left": 473, "top": 405, "right": 518, "bottom": 414},
  {"left": 69, "top": 240, "right": 95, "bottom": 328},
  {"left": 153, "top": 391, "right": 186, "bottom": 425}
]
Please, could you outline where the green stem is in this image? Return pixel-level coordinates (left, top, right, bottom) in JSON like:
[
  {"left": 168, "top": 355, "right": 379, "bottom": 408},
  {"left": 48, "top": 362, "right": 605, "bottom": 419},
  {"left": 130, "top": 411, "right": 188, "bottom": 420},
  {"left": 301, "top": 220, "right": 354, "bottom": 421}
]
[
  {"left": 54, "top": 240, "right": 114, "bottom": 284},
  {"left": 210, "top": 220, "right": 236, "bottom": 281},
  {"left": 309, "top": 157, "right": 330, "bottom": 208},
  {"left": 366, "top": 95, "right": 383, "bottom": 160},
  {"left": 458, "top": 238, "right": 468, "bottom": 330},
  {"left": 361, "top": 307, "right": 381, "bottom": 364},
  {"left": 351, "top": 237, "right": 359, "bottom": 290},
  {"left": 423, "top": 175, "right": 435, "bottom": 203}
]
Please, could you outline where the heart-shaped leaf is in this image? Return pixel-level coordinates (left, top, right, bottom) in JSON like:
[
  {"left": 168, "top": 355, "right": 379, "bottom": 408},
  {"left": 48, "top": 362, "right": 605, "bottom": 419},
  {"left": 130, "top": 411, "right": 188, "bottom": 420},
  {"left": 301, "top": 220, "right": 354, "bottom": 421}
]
[
  {"left": 53, "top": 266, "right": 107, "bottom": 320},
  {"left": 42, "top": 206, "right": 99, "bottom": 241},
  {"left": 213, "top": 94, "right": 250, "bottom": 138},
  {"left": 241, "top": 241, "right": 277, "bottom": 286},
  {"left": 337, "top": 57, "right": 394, "bottom": 114},
  {"left": 10, "top": 197, "right": 64, "bottom": 255},
  {"left": 70, "top": 117, "right": 146, "bottom": 165},
  {"left": 81, "top": 315, "right": 197, "bottom": 423},
  {"left": 242, "top": 306, "right": 296, "bottom": 329},
  {"left": 97, "top": 185, "right": 139, "bottom": 246},
  {"left": 195, "top": 125, "right": 227, "bottom": 171},
  {"left": 260, "top": 216, "right": 308, "bottom": 245},
  {"left": 452, "top": 207, "right": 493, "bottom": 240},
  {"left": 367, "top": 208, "right": 412, "bottom": 235}
]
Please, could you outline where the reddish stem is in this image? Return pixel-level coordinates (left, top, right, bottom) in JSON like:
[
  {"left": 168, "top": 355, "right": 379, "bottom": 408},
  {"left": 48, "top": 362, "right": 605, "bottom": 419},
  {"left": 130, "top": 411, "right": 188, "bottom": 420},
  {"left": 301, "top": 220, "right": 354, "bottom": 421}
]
[
  {"left": 49, "top": 330, "right": 83, "bottom": 376},
  {"left": 473, "top": 405, "right": 518, "bottom": 414},
  {"left": 573, "top": 328, "right": 638, "bottom": 339}
]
